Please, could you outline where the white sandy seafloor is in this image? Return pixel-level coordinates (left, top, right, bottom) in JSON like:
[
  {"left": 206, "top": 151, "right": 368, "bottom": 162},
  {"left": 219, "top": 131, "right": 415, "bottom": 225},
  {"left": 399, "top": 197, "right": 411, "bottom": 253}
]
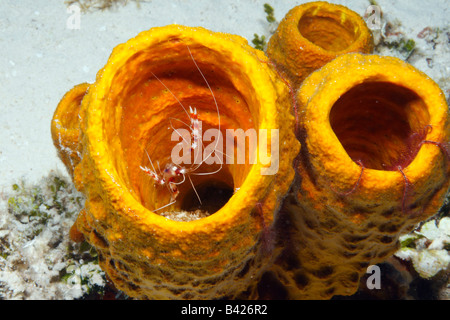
[{"left": 0, "top": 0, "right": 449, "bottom": 300}]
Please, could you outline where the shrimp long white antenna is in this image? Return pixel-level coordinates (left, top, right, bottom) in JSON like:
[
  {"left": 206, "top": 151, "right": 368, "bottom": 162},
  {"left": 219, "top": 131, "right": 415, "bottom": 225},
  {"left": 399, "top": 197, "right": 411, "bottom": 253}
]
[
  {"left": 188, "top": 174, "right": 202, "bottom": 205},
  {"left": 152, "top": 200, "right": 176, "bottom": 212},
  {"left": 186, "top": 45, "right": 221, "bottom": 166},
  {"left": 150, "top": 71, "right": 191, "bottom": 119},
  {"left": 169, "top": 116, "right": 191, "bottom": 130},
  {"left": 189, "top": 144, "right": 224, "bottom": 176},
  {"left": 191, "top": 165, "right": 223, "bottom": 176},
  {"left": 144, "top": 149, "right": 157, "bottom": 174},
  {"left": 169, "top": 117, "right": 192, "bottom": 148}
]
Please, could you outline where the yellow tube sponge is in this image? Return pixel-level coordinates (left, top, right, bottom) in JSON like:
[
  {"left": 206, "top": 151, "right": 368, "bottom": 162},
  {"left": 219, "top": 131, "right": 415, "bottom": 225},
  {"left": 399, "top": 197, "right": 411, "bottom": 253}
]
[
  {"left": 264, "top": 53, "right": 450, "bottom": 299},
  {"left": 52, "top": 25, "right": 299, "bottom": 299},
  {"left": 51, "top": 83, "right": 89, "bottom": 177},
  {"left": 267, "top": 1, "right": 374, "bottom": 86}
]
